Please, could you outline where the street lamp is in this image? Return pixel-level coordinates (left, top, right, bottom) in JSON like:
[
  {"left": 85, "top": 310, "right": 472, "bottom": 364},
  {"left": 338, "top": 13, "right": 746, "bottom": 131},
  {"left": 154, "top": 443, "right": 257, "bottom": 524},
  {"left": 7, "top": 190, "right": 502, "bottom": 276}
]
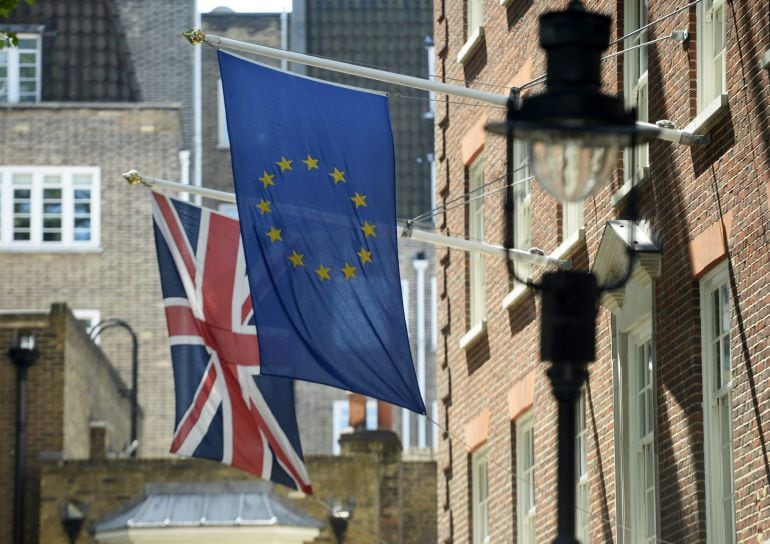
[
  {"left": 486, "top": 1, "right": 659, "bottom": 542},
  {"left": 9, "top": 331, "right": 39, "bottom": 544},
  {"left": 90, "top": 318, "right": 139, "bottom": 456}
]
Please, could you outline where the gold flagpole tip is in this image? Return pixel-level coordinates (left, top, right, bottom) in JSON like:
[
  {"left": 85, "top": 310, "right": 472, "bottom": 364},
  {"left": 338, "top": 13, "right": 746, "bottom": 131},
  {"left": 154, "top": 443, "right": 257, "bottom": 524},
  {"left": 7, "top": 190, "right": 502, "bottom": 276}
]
[
  {"left": 123, "top": 170, "right": 144, "bottom": 186},
  {"left": 183, "top": 28, "right": 205, "bottom": 45}
]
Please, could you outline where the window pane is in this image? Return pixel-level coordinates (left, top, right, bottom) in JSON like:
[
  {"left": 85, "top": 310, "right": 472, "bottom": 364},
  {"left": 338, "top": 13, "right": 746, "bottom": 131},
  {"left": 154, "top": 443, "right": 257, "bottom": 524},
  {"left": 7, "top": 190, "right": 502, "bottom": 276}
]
[
  {"left": 74, "top": 188, "right": 91, "bottom": 199},
  {"left": 74, "top": 217, "right": 90, "bottom": 229},
  {"left": 43, "top": 217, "right": 61, "bottom": 228},
  {"left": 19, "top": 67, "right": 36, "bottom": 78},
  {"left": 19, "top": 81, "right": 37, "bottom": 93},
  {"left": 18, "top": 38, "right": 37, "bottom": 49},
  {"left": 43, "top": 231, "right": 62, "bottom": 241},
  {"left": 74, "top": 202, "right": 91, "bottom": 214},
  {"left": 19, "top": 52, "right": 37, "bottom": 64},
  {"left": 14, "top": 217, "right": 30, "bottom": 228},
  {"left": 14, "top": 202, "right": 30, "bottom": 213},
  {"left": 73, "top": 175, "right": 93, "bottom": 186},
  {"left": 74, "top": 230, "right": 92, "bottom": 242},
  {"left": 13, "top": 231, "right": 30, "bottom": 240}
]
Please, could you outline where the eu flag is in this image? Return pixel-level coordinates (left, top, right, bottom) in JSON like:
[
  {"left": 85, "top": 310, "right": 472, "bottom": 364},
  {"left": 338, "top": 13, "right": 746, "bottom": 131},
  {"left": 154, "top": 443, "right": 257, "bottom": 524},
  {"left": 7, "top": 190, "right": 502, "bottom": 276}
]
[{"left": 219, "top": 51, "right": 425, "bottom": 414}]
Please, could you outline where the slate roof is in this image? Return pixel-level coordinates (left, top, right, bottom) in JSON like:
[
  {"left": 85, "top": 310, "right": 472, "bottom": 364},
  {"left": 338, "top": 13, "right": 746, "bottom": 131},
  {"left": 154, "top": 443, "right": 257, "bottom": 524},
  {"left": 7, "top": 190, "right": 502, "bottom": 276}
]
[
  {"left": 93, "top": 481, "right": 323, "bottom": 531},
  {"left": 304, "top": 0, "right": 434, "bottom": 221},
  {"left": 3, "top": 0, "right": 141, "bottom": 101}
]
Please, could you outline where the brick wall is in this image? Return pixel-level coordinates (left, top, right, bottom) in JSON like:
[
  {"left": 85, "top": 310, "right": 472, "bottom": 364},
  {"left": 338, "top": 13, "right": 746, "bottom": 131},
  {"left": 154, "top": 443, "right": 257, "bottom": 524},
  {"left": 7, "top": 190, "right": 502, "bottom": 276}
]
[
  {"left": 37, "top": 430, "right": 436, "bottom": 543},
  {"left": 0, "top": 104, "right": 184, "bottom": 457},
  {"left": 436, "top": 0, "right": 770, "bottom": 542},
  {"left": 0, "top": 305, "right": 133, "bottom": 544}
]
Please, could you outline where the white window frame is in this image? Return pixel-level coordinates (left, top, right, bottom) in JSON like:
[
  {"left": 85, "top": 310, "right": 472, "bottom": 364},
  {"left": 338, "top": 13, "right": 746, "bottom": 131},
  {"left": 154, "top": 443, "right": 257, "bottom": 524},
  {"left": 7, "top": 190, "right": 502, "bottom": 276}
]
[
  {"left": 0, "top": 166, "right": 101, "bottom": 251},
  {"left": 576, "top": 388, "right": 589, "bottom": 543},
  {"left": 516, "top": 412, "right": 536, "bottom": 544},
  {"left": 623, "top": 0, "right": 650, "bottom": 184},
  {"left": 617, "top": 318, "right": 659, "bottom": 543},
  {"left": 468, "top": 154, "right": 486, "bottom": 328},
  {"left": 697, "top": 0, "right": 726, "bottom": 113},
  {"left": 512, "top": 139, "right": 532, "bottom": 280},
  {"left": 471, "top": 446, "right": 490, "bottom": 544},
  {"left": 331, "top": 399, "right": 376, "bottom": 455},
  {"left": 700, "top": 263, "right": 735, "bottom": 543},
  {"left": 217, "top": 79, "right": 230, "bottom": 148},
  {"left": 0, "top": 33, "right": 42, "bottom": 103},
  {"left": 458, "top": 0, "right": 485, "bottom": 64},
  {"left": 562, "top": 201, "right": 584, "bottom": 244}
]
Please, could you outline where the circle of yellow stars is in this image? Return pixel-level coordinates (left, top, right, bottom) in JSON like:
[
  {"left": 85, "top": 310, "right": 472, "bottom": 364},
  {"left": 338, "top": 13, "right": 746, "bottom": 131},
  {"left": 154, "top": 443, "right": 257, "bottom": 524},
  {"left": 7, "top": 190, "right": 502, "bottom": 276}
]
[{"left": 254, "top": 152, "right": 378, "bottom": 282}]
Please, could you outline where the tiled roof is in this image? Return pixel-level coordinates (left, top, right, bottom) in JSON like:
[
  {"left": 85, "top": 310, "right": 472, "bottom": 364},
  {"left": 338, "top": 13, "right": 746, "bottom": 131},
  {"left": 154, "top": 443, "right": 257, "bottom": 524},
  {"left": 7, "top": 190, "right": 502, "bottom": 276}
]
[
  {"left": 304, "top": 0, "right": 434, "bottom": 221},
  {"left": 4, "top": 0, "right": 141, "bottom": 101},
  {"left": 93, "top": 481, "right": 323, "bottom": 531}
]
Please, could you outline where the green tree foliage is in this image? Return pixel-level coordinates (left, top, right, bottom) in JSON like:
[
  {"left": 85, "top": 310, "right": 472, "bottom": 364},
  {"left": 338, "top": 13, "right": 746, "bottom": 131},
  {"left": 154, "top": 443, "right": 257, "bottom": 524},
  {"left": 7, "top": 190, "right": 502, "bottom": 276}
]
[{"left": 0, "top": 0, "right": 36, "bottom": 49}]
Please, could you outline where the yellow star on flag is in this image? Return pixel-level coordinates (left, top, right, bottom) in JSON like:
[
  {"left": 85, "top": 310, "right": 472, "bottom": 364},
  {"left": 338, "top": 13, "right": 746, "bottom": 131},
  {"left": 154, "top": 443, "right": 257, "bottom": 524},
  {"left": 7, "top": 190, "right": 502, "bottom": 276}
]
[
  {"left": 302, "top": 155, "right": 319, "bottom": 170},
  {"left": 266, "top": 226, "right": 282, "bottom": 243},
  {"left": 256, "top": 199, "right": 272, "bottom": 215},
  {"left": 315, "top": 264, "right": 331, "bottom": 281},
  {"left": 329, "top": 167, "right": 346, "bottom": 184},
  {"left": 357, "top": 247, "right": 373, "bottom": 265},
  {"left": 341, "top": 262, "right": 357, "bottom": 280},
  {"left": 351, "top": 192, "right": 367, "bottom": 209},
  {"left": 288, "top": 250, "right": 305, "bottom": 268},
  {"left": 258, "top": 170, "right": 275, "bottom": 188},
  {"left": 361, "top": 220, "right": 377, "bottom": 238},
  {"left": 276, "top": 156, "right": 293, "bottom": 172}
]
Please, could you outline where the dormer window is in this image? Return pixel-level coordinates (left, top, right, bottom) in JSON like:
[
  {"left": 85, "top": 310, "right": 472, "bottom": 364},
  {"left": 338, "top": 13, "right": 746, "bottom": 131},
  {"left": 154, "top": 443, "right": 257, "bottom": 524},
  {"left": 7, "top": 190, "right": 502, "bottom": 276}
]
[{"left": 0, "top": 34, "right": 41, "bottom": 103}]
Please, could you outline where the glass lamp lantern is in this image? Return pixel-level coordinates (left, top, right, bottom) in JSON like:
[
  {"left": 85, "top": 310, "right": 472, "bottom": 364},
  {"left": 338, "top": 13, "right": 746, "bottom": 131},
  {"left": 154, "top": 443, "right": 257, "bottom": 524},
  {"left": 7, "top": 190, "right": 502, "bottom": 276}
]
[{"left": 487, "top": 0, "right": 658, "bottom": 202}]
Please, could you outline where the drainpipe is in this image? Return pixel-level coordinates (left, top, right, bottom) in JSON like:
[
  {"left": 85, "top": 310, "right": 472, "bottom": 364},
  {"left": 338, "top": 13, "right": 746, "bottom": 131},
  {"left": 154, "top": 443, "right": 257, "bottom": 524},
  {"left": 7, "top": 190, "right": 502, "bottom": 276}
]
[
  {"left": 9, "top": 332, "right": 39, "bottom": 544},
  {"left": 413, "top": 255, "right": 428, "bottom": 448}
]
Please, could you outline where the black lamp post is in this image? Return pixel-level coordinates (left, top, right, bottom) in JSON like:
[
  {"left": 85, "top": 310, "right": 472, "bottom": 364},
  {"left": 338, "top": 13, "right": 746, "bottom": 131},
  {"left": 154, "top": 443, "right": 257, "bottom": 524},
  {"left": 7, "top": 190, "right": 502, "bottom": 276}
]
[
  {"left": 9, "top": 331, "right": 39, "bottom": 544},
  {"left": 90, "top": 318, "right": 139, "bottom": 455},
  {"left": 486, "top": 1, "right": 658, "bottom": 542}
]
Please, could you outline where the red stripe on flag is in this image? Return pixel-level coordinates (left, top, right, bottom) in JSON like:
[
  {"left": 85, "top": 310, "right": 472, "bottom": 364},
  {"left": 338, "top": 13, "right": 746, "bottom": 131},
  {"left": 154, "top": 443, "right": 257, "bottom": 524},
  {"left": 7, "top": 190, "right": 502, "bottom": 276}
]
[
  {"left": 165, "top": 305, "right": 199, "bottom": 338},
  {"left": 154, "top": 193, "right": 197, "bottom": 282},
  {"left": 170, "top": 364, "right": 218, "bottom": 453}
]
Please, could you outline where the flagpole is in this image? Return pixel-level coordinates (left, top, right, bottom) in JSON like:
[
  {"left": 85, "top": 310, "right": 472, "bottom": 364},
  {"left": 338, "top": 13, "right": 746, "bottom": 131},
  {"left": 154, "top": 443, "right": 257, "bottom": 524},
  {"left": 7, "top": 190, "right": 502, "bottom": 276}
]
[
  {"left": 124, "top": 170, "right": 571, "bottom": 269},
  {"left": 183, "top": 29, "right": 707, "bottom": 146}
]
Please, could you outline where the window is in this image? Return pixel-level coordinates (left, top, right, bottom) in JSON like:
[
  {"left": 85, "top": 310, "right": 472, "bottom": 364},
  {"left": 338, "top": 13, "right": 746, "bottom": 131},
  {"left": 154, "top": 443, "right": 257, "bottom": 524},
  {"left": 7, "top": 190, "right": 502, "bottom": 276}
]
[
  {"left": 217, "top": 79, "right": 230, "bottom": 148},
  {"left": 624, "top": 0, "right": 649, "bottom": 182},
  {"left": 467, "top": 0, "right": 484, "bottom": 39},
  {"left": 331, "top": 399, "right": 376, "bottom": 455},
  {"left": 619, "top": 322, "right": 658, "bottom": 543},
  {"left": 468, "top": 155, "right": 485, "bottom": 327},
  {"left": 0, "top": 34, "right": 41, "bottom": 103},
  {"left": 697, "top": 0, "right": 726, "bottom": 112},
  {"left": 700, "top": 263, "right": 735, "bottom": 543},
  {"left": 516, "top": 413, "right": 536, "bottom": 544},
  {"left": 512, "top": 139, "right": 531, "bottom": 280},
  {"left": 471, "top": 446, "right": 489, "bottom": 544},
  {"left": 217, "top": 203, "right": 238, "bottom": 218},
  {"left": 0, "top": 167, "right": 100, "bottom": 250},
  {"left": 576, "top": 389, "right": 589, "bottom": 543},
  {"left": 458, "top": 0, "right": 484, "bottom": 63},
  {"left": 562, "top": 201, "right": 583, "bottom": 244}
]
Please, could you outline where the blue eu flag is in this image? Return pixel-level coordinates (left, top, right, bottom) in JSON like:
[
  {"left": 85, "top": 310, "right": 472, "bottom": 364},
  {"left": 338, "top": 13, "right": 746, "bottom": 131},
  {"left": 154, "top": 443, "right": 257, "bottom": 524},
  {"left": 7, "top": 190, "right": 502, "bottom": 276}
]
[{"left": 219, "top": 51, "right": 425, "bottom": 414}]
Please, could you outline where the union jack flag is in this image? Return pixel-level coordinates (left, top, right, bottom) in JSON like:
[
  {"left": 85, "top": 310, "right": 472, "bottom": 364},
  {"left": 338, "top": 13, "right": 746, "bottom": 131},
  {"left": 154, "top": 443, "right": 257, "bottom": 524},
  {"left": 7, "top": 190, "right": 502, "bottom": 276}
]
[{"left": 151, "top": 191, "right": 312, "bottom": 494}]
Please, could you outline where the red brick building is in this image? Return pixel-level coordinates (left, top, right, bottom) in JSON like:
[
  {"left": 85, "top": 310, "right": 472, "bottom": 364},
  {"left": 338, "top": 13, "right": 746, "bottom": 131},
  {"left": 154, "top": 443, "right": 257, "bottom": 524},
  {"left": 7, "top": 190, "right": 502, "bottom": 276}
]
[{"left": 434, "top": 0, "right": 769, "bottom": 542}]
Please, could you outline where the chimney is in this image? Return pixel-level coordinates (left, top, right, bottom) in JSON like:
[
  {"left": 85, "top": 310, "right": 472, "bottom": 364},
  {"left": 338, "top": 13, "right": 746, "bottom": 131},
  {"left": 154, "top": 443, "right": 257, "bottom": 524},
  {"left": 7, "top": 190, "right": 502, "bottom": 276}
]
[
  {"left": 377, "top": 401, "right": 392, "bottom": 430},
  {"left": 348, "top": 393, "right": 366, "bottom": 430},
  {"left": 89, "top": 421, "right": 109, "bottom": 460}
]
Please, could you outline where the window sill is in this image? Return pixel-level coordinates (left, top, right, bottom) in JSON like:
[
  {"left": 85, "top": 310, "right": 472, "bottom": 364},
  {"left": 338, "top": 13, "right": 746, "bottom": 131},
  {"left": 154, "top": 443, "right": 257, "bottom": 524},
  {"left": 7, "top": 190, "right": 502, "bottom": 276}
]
[
  {"left": 686, "top": 93, "right": 729, "bottom": 135},
  {"left": 459, "top": 320, "right": 487, "bottom": 351},
  {"left": 456, "top": 27, "right": 485, "bottom": 65},
  {"left": 553, "top": 228, "right": 586, "bottom": 260},
  {"left": 611, "top": 167, "right": 650, "bottom": 208},
  {"left": 502, "top": 283, "right": 529, "bottom": 311},
  {"left": 0, "top": 245, "right": 103, "bottom": 254}
]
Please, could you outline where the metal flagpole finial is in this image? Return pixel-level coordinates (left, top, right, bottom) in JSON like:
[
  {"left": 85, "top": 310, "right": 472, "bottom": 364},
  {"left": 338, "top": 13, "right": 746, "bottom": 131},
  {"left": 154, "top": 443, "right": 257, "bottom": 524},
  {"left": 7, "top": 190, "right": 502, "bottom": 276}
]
[
  {"left": 183, "top": 28, "right": 205, "bottom": 45},
  {"left": 123, "top": 170, "right": 148, "bottom": 187}
]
